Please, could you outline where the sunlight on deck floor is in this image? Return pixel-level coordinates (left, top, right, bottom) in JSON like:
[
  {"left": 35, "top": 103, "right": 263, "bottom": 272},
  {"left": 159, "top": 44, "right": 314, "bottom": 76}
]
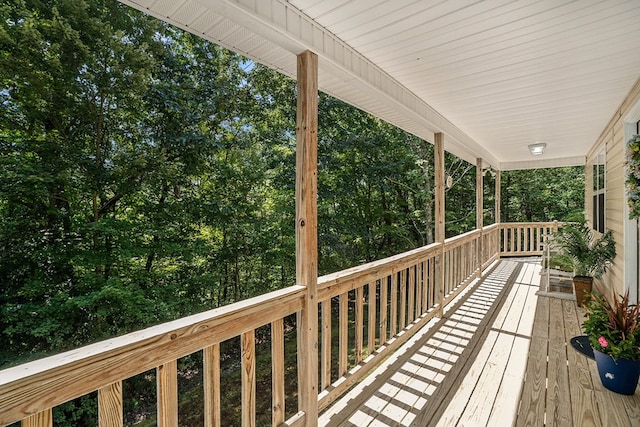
[
  {"left": 320, "top": 259, "right": 535, "bottom": 426},
  {"left": 320, "top": 258, "right": 640, "bottom": 427}
]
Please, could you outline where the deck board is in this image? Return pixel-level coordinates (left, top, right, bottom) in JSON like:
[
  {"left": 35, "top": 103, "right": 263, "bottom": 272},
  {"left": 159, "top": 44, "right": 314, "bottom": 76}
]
[{"left": 319, "top": 258, "right": 640, "bottom": 427}]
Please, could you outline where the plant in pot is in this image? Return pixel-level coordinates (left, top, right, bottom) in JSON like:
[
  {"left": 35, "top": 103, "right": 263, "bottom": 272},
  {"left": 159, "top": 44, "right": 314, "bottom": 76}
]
[
  {"left": 554, "top": 222, "right": 616, "bottom": 306},
  {"left": 582, "top": 292, "right": 640, "bottom": 395}
]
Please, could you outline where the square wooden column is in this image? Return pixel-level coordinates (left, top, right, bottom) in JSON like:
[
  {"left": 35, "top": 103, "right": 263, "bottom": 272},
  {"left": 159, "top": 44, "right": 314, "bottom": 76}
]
[
  {"left": 476, "top": 158, "right": 483, "bottom": 277},
  {"left": 434, "top": 133, "right": 445, "bottom": 316},
  {"left": 295, "top": 50, "right": 319, "bottom": 426},
  {"left": 495, "top": 169, "right": 501, "bottom": 224}
]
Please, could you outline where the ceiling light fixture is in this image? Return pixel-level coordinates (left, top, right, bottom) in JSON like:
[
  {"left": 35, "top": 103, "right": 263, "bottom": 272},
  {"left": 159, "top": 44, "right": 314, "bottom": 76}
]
[{"left": 528, "top": 143, "right": 546, "bottom": 156}]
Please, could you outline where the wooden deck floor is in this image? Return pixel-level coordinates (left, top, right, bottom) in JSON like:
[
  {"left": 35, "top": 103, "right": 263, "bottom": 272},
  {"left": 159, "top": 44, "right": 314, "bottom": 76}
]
[{"left": 319, "top": 258, "right": 640, "bottom": 427}]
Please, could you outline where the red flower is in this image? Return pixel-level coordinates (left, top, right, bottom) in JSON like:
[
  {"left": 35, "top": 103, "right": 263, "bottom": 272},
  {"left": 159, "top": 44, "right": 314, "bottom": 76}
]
[{"left": 598, "top": 336, "right": 609, "bottom": 347}]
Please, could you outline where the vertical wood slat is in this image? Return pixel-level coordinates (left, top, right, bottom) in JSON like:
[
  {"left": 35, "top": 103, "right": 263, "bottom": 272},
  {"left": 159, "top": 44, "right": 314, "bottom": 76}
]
[
  {"left": 408, "top": 266, "right": 415, "bottom": 322},
  {"left": 99, "top": 381, "right": 123, "bottom": 427},
  {"left": 272, "top": 319, "right": 285, "bottom": 426},
  {"left": 416, "top": 262, "right": 423, "bottom": 316},
  {"left": 390, "top": 273, "right": 398, "bottom": 335},
  {"left": 355, "top": 287, "right": 363, "bottom": 364},
  {"left": 399, "top": 269, "right": 407, "bottom": 330},
  {"left": 380, "top": 277, "right": 388, "bottom": 344},
  {"left": 339, "top": 293, "right": 348, "bottom": 376},
  {"left": 423, "top": 260, "right": 429, "bottom": 311},
  {"left": 242, "top": 330, "right": 256, "bottom": 427},
  {"left": 321, "top": 301, "right": 331, "bottom": 391},
  {"left": 204, "top": 344, "right": 221, "bottom": 427},
  {"left": 22, "top": 410, "right": 52, "bottom": 427},
  {"left": 295, "top": 50, "right": 319, "bottom": 427},
  {"left": 157, "top": 360, "right": 178, "bottom": 427},
  {"left": 367, "top": 282, "right": 377, "bottom": 356}
]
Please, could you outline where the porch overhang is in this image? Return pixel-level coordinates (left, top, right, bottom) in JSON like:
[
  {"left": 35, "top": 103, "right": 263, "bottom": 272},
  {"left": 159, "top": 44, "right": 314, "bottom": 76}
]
[{"left": 119, "top": 0, "right": 640, "bottom": 170}]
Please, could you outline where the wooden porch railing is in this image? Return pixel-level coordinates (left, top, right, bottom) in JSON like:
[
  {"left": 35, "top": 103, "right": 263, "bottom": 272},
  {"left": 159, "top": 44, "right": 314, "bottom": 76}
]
[
  {"left": 499, "top": 221, "right": 560, "bottom": 257},
  {"left": 0, "top": 222, "right": 554, "bottom": 427}
]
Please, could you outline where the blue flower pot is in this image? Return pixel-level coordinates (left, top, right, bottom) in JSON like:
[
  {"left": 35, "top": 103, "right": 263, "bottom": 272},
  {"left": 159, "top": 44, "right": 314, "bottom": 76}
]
[{"left": 594, "top": 349, "right": 640, "bottom": 395}]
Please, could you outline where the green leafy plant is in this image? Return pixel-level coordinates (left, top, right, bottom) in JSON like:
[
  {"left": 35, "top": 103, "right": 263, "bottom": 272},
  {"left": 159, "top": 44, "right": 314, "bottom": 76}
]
[
  {"left": 554, "top": 222, "right": 616, "bottom": 278},
  {"left": 626, "top": 134, "right": 640, "bottom": 220},
  {"left": 583, "top": 292, "right": 640, "bottom": 360}
]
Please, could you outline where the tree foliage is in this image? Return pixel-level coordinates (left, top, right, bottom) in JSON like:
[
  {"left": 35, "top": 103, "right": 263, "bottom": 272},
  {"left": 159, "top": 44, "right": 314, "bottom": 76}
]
[{"left": 1, "top": 0, "right": 583, "bottom": 392}]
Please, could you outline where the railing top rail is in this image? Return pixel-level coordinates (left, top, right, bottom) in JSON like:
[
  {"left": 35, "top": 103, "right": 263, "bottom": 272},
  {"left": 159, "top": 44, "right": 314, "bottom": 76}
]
[
  {"left": 318, "top": 242, "right": 441, "bottom": 290},
  {"left": 443, "top": 228, "right": 481, "bottom": 248},
  {"left": 500, "top": 221, "right": 561, "bottom": 227}
]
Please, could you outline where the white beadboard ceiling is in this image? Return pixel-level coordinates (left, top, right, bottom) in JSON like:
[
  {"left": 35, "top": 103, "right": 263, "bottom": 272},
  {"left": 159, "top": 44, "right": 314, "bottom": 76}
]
[{"left": 119, "top": 0, "right": 640, "bottom": 170}]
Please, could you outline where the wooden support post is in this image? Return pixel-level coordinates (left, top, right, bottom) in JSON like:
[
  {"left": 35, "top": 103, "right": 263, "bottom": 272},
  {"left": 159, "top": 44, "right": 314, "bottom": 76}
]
[
  {"left": 476, "top": 158, "right": 483, "bottom": 277},
  {"left": 295, "top": 50, "right": 319, "bottom": 426},
  {"left": 434, "top": 133, "right": 445, "bottom": 317},
  {"left": 495, "top": 169, "right": 501, "bottom": 224},
  {"left": 157, "top": 361, "right": 178, "bottom": 427},
  {"left": 98, "top": 381, "right": 123, "bottom": 427},
  {"left": 495, "top": 169, "right": 501, "bottom": 255}
]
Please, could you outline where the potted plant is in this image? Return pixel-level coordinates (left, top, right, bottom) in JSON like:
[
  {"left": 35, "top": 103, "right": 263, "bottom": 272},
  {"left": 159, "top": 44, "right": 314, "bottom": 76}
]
[
  {"left": 554, "top": 222, "right": 616, "bottom": 306},
  {"left": 582, "top": 292, "right": 640, "bottom": 394}
]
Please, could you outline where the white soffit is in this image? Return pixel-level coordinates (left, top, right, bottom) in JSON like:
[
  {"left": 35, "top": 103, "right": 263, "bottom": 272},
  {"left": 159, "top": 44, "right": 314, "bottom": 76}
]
[{"left": 119, "top": 0, "right": 640, "bottom": 170}]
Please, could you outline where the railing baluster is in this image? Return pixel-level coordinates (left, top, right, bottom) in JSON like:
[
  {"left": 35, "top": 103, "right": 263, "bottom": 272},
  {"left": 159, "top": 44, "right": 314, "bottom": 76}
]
[
  {"left": 380, "top": 277, "right": 388, "bottom": 343},
  {"left": 408, "top": 266, "right": 415, "bottom": 323},
  {"left": 22, "top": 410, "right": 52, "bottom": 427},
  {"left": 355, "top": 286, "right": 363, "bottom": 364},
  {"left": 204, "top": 344, "right": 221, "bottom": 427},
  {"left": 157, "top": 360, "right": 178, "bottom": 427},
  {"left": 367, "top": 282, "right": 376, "bottom": 356},
  {"left": 390, "top": 273, "right": 398, "bottom": 335},
  {"left": 339, "top": 293, "right": 348, "bottom": 376},
  {"left": 415, "top": 261, "right": 424, "bottom": 318},
  {"left": 321, "top": 301, "right": 331, "bottom": 390},
  {"left": 272, "top": 320, "right": 285, "bottom": 426},
  {"left": 98, "top": 381, "right": 123, "bottom": 427},
  {"left": 241, "top": 330, "right": 256, "bottom": 427},
  {"left": 399, "top": 269, "right": 407, "bottom": 329}
]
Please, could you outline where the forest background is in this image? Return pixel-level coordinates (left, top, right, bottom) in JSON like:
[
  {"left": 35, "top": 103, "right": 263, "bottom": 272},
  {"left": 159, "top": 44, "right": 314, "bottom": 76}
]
[{"left": 0, "top": 0, "right": 584, "bottom": 425}]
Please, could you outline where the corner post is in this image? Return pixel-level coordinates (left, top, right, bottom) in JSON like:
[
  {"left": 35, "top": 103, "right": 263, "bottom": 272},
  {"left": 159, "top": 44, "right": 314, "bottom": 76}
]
[
  {"left": 434, "top": 133, "right": 445, "bottom": 316},
  {"left": 295, "top": 50, "right": 319, "bottom": 426}
]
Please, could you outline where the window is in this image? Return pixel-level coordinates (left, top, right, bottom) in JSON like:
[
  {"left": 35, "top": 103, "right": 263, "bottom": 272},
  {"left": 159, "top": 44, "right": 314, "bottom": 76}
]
[{"left": 592, "top": 148, "right": 606, "bottom": 233}]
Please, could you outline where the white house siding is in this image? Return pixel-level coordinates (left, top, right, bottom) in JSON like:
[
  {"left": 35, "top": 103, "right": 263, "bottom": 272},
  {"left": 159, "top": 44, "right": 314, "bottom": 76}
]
[{"left": 587, "top": 77, "right": 640, "bottom": 297}]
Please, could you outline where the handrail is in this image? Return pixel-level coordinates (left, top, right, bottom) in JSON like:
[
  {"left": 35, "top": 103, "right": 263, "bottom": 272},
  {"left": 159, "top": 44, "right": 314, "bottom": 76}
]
[{"left": 0, "top": 222, "right": 554, "bottom": 426}]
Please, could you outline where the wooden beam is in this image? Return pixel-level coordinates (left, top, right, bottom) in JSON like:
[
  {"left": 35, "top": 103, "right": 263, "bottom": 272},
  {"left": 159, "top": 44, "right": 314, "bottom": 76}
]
[
  {"left": 295, "top": 50, "right": 319, "bottom": 426},
  {"left": 477, "top": 158, "right": 483, "bottom": 278},
  {"left": 495, "top": 170, "right": 501, "bottom": 224},
  {"left": 434, "top": 133, "right": 445, "bottom": 316}
]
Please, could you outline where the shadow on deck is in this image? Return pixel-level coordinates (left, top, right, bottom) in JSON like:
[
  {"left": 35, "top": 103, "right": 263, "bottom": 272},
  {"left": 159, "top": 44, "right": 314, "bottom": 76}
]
[{"left": 319, "top": 258, "right": 640, "bottom": 427}]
